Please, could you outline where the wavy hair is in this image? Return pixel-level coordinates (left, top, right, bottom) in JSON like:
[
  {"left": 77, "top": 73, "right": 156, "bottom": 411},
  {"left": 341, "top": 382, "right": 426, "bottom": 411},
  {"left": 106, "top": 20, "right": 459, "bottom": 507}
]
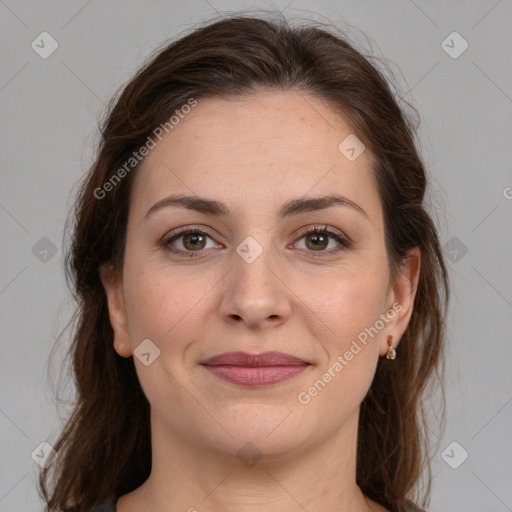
[{"left": 38, "top": 11, "right": 449, "bottom": 512}]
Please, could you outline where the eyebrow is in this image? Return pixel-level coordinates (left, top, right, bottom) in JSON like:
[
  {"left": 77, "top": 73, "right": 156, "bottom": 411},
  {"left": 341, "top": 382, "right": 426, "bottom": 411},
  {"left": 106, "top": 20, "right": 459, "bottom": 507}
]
[{"left": 144, "top": 193, "right": 368, "bottom": 221}]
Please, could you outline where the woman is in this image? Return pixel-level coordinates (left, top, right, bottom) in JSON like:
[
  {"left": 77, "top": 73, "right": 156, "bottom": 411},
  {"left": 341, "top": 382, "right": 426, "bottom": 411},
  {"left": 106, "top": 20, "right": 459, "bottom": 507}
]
[{"left": 38, "top": 12, "right": 449, "bottom": 512}]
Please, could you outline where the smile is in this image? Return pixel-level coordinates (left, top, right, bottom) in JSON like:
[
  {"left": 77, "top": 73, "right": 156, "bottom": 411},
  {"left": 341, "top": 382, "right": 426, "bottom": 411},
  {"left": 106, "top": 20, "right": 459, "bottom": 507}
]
[{"left": 200, "top": 351, "right": 311, "bottom": 387}]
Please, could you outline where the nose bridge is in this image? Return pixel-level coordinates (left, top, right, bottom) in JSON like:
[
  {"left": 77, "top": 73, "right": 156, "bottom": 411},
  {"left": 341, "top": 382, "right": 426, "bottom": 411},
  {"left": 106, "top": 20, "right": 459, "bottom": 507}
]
[{"left": 219, "top": 232, "right": 291, "bottom": 326}]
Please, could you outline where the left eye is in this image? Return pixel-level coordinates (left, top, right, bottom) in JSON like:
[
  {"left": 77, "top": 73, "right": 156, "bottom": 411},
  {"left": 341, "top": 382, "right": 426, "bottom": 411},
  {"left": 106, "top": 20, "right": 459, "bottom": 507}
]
[
  {"left": 294, "top": 227, "right": 350, "bottom": 254},
  {"left": 163, "top": 226, "right": 350, "bottom": 258}
]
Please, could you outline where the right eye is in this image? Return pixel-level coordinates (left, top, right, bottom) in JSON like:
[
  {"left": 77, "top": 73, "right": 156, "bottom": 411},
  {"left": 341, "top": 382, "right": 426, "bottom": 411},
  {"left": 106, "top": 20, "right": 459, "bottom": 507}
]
[{"left": 162, "top": 228, "right": 221, "bottom": 257}]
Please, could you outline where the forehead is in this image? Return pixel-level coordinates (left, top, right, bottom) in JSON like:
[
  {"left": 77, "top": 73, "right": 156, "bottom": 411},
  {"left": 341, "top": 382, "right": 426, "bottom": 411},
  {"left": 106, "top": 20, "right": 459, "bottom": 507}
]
[{"left": 130, "top": 91, "right": 381, "bottom": 223}]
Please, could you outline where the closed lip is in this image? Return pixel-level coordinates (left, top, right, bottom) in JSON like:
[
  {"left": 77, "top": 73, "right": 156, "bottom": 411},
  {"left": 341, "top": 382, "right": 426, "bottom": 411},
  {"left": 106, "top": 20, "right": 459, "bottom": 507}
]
[{"left": 200, "top": 351, "right": 310, "bottom": 367}]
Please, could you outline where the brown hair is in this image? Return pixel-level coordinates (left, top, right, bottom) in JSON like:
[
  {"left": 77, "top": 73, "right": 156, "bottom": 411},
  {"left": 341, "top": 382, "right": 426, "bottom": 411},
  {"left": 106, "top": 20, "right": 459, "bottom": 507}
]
[{"left": 39, "top": 11, "right": 449, "bottom": 512}]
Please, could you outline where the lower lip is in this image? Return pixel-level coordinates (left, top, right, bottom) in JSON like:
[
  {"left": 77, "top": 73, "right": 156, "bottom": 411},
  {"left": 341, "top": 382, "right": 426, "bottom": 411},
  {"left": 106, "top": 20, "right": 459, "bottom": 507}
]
[{"left": 202, "top": 364, "right": 309, "bottom": 387}]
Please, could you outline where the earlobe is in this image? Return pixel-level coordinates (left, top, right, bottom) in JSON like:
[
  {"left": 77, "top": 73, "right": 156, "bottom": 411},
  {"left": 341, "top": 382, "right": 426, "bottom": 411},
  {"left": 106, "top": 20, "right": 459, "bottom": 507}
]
[
  {"left": 99, "top": 264, "right": 133, "bottom": 358},
  {"left": 380, "top": 247, "right": 421, "bottom": 356},
  {"left": 113, "top": 340, "right": 132, "bottom": 358}
]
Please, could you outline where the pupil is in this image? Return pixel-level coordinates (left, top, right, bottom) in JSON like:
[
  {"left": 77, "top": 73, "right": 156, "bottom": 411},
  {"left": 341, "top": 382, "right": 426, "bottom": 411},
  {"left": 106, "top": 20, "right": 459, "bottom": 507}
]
[
  {"left": 184, "top": 233, "right": 204, "bottom": 250},
  {"left": 308, "top": 233, "right": 327, "bottom": 250}
]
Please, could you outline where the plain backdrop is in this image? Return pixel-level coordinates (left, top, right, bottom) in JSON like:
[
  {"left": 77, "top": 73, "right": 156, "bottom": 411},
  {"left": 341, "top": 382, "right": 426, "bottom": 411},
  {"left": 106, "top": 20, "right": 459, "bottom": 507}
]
[{"left": 1, "top": 1, "right": 511, "bottom": 511}]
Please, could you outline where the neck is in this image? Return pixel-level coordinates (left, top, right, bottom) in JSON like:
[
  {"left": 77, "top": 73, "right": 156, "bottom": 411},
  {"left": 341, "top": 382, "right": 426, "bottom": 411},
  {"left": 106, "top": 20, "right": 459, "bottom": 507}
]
[{"left": 121, "top": 408, "right": 381, "bottom": 512}]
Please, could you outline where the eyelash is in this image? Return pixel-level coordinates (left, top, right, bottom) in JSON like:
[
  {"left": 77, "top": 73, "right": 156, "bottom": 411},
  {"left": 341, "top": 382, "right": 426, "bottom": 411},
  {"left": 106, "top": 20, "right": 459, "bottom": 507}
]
[{"left": 161, "top": 224, "right": 351, "bottom": 259}]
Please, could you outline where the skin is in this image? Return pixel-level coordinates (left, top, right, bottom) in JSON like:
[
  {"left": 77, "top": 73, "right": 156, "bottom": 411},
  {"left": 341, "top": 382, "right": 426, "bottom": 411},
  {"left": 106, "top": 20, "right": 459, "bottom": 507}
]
[{"left": 100, "top": 91, "right": 420, "bottom": 512}]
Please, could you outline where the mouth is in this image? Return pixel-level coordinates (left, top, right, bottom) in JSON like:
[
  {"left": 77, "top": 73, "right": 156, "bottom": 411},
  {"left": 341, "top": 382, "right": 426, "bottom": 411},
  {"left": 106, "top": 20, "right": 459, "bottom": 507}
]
[{"left": 200, "top": 351, "right": 311, "bottom": 387}]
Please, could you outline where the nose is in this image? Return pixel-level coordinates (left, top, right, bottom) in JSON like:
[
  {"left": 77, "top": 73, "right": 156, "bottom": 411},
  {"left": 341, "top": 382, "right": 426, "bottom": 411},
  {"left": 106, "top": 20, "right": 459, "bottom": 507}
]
[{"left": 218, "top": 240, "right": 292, "bottom": 330}]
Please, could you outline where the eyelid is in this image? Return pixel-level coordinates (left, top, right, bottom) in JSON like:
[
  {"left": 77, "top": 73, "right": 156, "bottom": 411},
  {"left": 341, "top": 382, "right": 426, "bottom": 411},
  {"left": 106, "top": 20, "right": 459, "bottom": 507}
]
[
  {"left": 163, "top": 225, "right": 216, "bottom": 241},
  {"left": 294, "top": 224, "right": 351, "bottom": 244}
]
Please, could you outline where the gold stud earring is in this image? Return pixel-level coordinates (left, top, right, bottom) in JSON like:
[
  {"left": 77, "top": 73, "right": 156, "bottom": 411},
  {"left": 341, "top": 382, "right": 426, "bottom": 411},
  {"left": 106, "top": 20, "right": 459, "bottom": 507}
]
[{"left": 386, "top": 335, "right": 396, "bottom": 360}]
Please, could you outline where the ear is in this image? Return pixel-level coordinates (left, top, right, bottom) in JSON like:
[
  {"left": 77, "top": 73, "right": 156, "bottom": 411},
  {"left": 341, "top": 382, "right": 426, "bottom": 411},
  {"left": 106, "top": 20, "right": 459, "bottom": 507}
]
[
  {"left": 99, "top": 263, "right": 132, "bottom": 358},
  {"left": 379, "top": 247, "right": 421, "bottom": 356}
]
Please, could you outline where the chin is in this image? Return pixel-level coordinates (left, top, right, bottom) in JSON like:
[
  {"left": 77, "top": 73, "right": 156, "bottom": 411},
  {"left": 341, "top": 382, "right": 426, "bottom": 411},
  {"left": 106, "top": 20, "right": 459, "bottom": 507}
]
[{"left": 198, "top": 402, "right": 316, "bottom": 460}]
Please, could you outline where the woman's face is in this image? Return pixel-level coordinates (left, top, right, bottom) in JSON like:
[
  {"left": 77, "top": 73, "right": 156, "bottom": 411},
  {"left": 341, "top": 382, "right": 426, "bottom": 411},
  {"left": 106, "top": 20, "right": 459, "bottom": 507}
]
[{"left": 101, "top": 91, "right": 419, "bottom": 459}]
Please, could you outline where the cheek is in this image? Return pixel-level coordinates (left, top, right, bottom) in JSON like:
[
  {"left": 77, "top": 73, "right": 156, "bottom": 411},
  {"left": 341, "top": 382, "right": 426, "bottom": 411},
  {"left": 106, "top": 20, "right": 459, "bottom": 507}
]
[
  {"left": 120, "top": 258, "right": 209, "bottom": 399},
  {"left": 297, "top": 274, "right": 384, "bottom": 421},
  {"left": 121, "top": 254, "right": 217, "bottom": 350},
  {"left": 300, "top": 269, "right": 387, "bottom": 353}
]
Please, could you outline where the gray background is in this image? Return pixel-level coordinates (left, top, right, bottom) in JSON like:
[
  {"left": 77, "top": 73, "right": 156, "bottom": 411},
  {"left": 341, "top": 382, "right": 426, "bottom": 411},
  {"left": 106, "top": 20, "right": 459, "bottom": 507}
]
[{"left": 1, "top": 1, "right": 511, "bottom": 511}]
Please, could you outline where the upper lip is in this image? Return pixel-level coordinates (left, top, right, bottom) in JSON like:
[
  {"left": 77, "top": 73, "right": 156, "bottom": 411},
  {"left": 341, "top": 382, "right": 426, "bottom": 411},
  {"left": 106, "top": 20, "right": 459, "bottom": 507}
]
[{"left": 200, "top": 351, "right": 310, "bottom": 367}]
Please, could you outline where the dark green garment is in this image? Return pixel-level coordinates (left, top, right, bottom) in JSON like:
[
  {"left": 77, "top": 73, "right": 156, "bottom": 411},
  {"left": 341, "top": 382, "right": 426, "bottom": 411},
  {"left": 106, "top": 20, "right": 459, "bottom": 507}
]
[{"left": 90, "top": 500, "right": 116, "bottom": 511}]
